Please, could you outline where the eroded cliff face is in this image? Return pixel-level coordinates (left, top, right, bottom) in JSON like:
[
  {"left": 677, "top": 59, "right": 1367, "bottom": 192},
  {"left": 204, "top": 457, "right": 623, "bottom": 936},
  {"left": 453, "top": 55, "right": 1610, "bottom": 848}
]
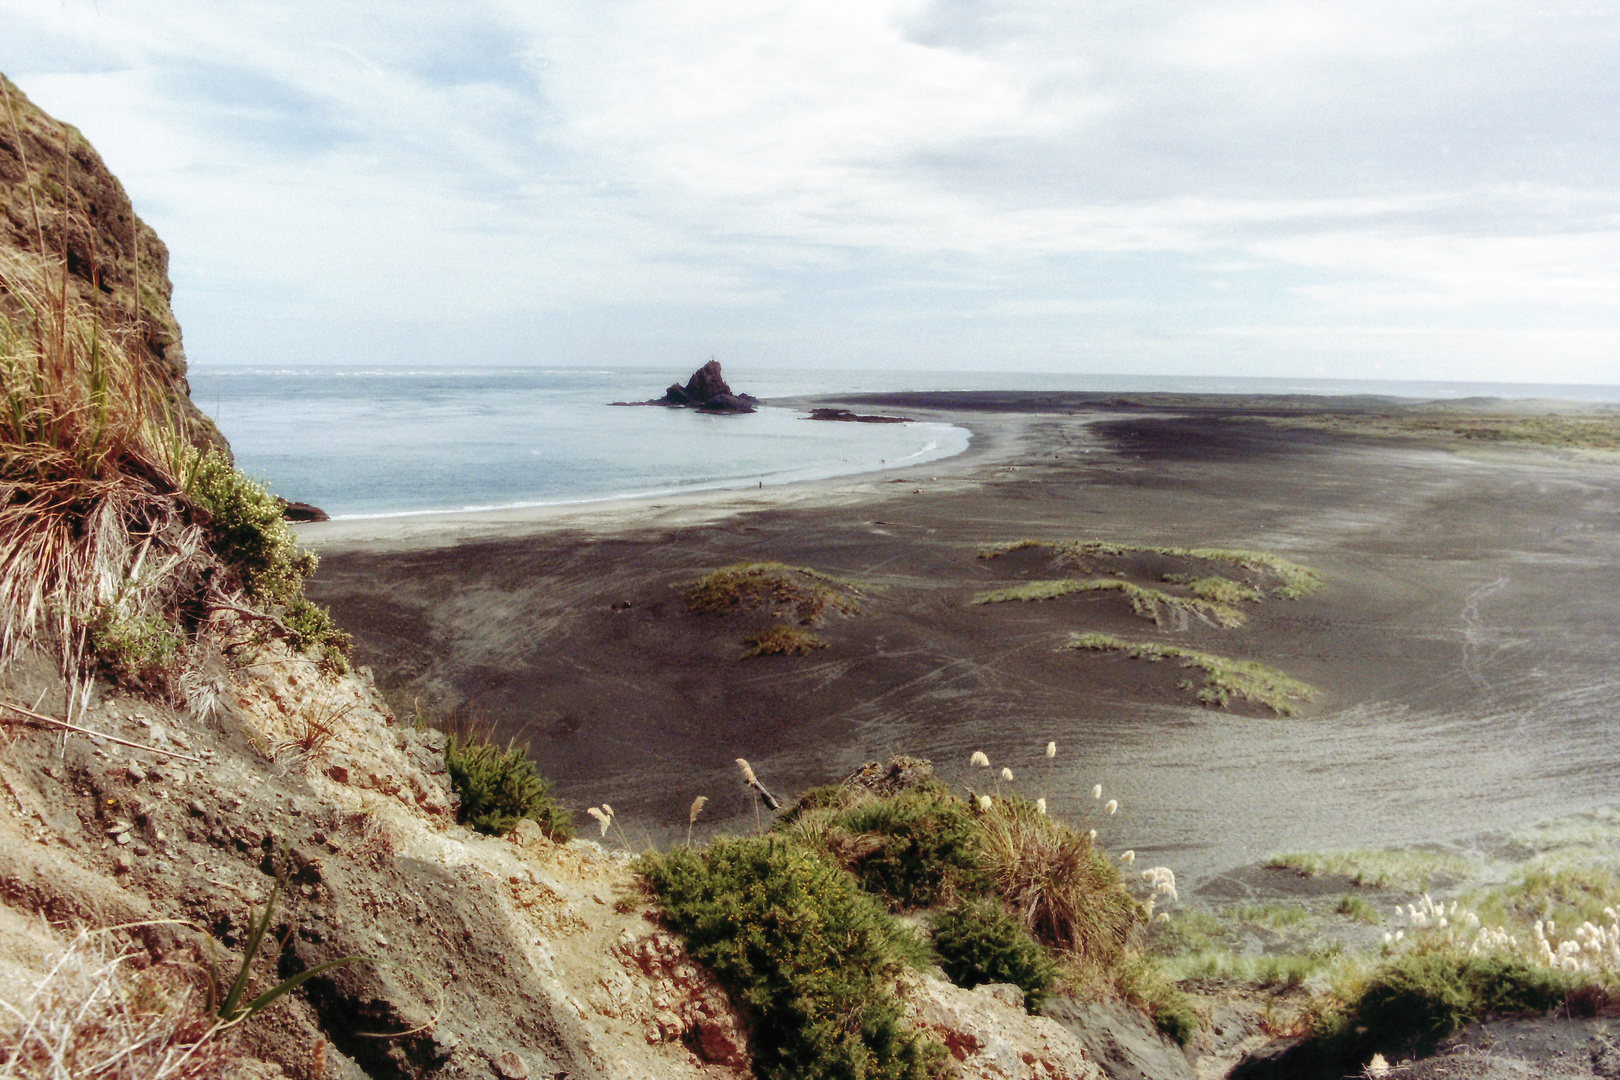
[{"left": 0, "top": 73, "right": 224, "bottom": 454}]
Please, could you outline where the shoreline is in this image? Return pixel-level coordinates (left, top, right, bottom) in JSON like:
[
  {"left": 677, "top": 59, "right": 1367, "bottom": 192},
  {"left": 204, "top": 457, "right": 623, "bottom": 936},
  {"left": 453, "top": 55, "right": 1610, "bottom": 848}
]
[{"left": 302, "top": 391, "right": 1620, "bottom": 887}]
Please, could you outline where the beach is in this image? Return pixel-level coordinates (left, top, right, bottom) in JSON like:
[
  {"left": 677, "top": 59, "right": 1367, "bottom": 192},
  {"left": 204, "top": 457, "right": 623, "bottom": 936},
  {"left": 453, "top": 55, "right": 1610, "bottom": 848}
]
[{"left": 299, "top": 393, "right": 1620, "bottom": 889}]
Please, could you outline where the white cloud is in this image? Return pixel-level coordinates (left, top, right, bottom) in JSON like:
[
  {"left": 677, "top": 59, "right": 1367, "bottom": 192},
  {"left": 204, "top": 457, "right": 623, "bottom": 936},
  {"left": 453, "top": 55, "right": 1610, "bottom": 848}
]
[{"left": 2, "top": 0, "right": 1617, "bottom": 380}]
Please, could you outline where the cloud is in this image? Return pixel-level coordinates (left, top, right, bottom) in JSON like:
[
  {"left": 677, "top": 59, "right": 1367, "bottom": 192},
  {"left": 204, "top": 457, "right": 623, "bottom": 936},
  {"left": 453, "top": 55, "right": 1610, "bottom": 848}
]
[{"left": 2, "top": 0, "right": 1617, "bottom": 379}]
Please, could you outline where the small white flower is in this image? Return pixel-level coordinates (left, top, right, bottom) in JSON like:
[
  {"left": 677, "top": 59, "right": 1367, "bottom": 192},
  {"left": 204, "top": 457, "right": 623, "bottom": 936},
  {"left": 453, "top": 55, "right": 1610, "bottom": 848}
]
[{"left": 970, "top": 751, "right": 990, "bottom": 768}]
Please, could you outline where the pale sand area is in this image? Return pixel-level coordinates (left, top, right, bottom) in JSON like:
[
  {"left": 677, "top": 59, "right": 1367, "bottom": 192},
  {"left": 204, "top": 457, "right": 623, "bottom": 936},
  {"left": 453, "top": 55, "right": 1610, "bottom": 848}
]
[{"left": 301, "top": 393, "right": 1620, "bottom": 890}]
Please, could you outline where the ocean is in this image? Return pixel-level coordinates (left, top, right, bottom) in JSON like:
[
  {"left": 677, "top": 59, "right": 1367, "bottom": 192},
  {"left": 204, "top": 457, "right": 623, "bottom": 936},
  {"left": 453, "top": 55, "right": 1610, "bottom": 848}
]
[{"left": 189, "top": 366, "right": 1620, "bottom": 519}]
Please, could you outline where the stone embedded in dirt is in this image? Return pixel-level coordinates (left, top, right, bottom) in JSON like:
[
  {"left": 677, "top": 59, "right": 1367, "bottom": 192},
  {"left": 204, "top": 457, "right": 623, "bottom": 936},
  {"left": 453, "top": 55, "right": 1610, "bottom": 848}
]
[
  {"left": 492, "top": 1051, "right": 529, "bottom": 1080},
  {"left": 327, "top": 761, "right": 351, "bottom": 784},
  {"left": 126, "top": 762, "right": 147, "bottom": 783},
  {"left": 512, "top": 819, "right": 543, "bottom": 845},
  {"left": 113, "top": 853, "right": 132, "bottom": 874}
]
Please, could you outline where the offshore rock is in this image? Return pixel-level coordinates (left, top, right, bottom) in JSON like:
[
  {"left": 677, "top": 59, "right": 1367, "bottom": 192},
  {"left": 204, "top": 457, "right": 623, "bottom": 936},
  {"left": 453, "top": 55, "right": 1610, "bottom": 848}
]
[{"left": 612, "top": 360, "right": 759, "bottom": 412}]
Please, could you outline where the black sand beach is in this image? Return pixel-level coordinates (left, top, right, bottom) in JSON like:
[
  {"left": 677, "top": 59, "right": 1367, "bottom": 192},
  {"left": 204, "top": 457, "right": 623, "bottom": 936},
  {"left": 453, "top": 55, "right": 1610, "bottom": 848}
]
[{"left": 299, "top": 393, "right": 1620, "bottom": 888}]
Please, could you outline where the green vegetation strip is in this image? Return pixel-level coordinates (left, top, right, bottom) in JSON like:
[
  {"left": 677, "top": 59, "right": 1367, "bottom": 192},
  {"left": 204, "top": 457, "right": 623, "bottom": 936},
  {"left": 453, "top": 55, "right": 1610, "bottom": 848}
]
[
  {"left": 972, "top": 578, "right": 1244, "bottom": 628},
  {"left": 981, "top": 540, "right": 1323, "bottom": 599},
  {"left": 1264, "top": 849, "right": 1470, "bottom": 890},
  {"left": 1064, "top": 632, "right": 1315, "bottom": 715}
]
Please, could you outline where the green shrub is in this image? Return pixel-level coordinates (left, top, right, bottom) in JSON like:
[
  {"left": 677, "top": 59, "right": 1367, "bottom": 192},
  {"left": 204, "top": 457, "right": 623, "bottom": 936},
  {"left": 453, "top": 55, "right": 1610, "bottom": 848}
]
[
  {"left": 1349, "top": 951, "right": 1570, "bottom": 1045},
  {"left": 283, "top": 597, "right": 353, "bottom": 673},
  {"left": 187, "top": 451, "right": 314, "bottom": 606},
  {"left": 445, "top": 733, "right": 573, "bottom": 840},
  {"left": 639, "top": 836, "right": 945, "bottom": 1080},
  {"left": 86, "top": 606, "right": 182, "bottom": 685},
  {"left": 808, "top": 782, "right": 989, "bottom": 910},
  {"left": 932, "top": 897, "right": 1057, "bottom": 1010}
]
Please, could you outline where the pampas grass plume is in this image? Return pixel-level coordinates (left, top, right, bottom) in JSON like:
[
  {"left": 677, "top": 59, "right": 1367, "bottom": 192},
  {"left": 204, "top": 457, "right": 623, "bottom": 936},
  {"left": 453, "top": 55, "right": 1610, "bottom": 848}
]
[
  {"left": 977, "top": 794, "right": 992, "bottom": 812},
  {"left": 1035, "top": 798, "right": 1046, "bottom": 815},
  {"left": 970, "top": 751, "right": 990, "bottom": 768},
  {"left": 689, "top": 795, "right": 708, "bottom": 824},
  {"left": 1001, "top": 767, "right": 1013, "bottom": 782},
  {"left": 1046, "top": 741, "right": 1056, "bottom": 758},
  {"left": 586, "top": 806, "right": 610, "bottom": 836},
  {"left": 1120, "top": 850, "right": 1135, "bottom": 864},
  {"left": 736, "top": 758, "right": 758, "bottom": 786},
  {"left": 1092, "top": 784, "right": 1102, "bottom": 799},
  {"left": 1105, "top": 799, "right": 1118, "bottom": 815}
]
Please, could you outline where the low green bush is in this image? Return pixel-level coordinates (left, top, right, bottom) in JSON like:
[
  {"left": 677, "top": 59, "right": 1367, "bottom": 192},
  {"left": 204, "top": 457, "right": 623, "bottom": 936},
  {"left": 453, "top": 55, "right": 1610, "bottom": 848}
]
[
  {"left": 283, "top": 597, "right": 353, "bottom": 673},
  {"left": 187, "top": 451, "right": 315, "bottom": 606},
  {"left": 788, "top": 782, "right": 989, "bottom": 910},
  {"left": 86, "top": 607, "right": 182, "bottom": 686},
  {"left": 931, "top": 897, "right": 1057, "bottom": 1010},
  {"left": 445, "top": 733, "right": 573, "bottom": 840},
  {"left": 639, "top": 836, "right": 945, "bottom": 1080},
  {"left": 1349, "top": 951, "right": 1570, "bottom": 1045}
]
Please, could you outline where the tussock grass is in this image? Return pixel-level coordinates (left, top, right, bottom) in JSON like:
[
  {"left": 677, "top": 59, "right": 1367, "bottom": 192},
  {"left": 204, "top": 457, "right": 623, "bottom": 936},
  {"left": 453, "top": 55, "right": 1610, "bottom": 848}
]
[
  {"left": 1160, "top": 573, "right": 1261, "bottom": 604},
  {"left": 1264, "top": 849, "right": 1469, "bottom": 890},
  {"left": 0, "top": 926, "right": 233, "bottom": 1080},
  {"left": 741, "top": 624, "right": 827, "bottom": 659},
  {"left": 686, "top": 562, "right": 863, "bottom": 625},
  {"left": 1160, "top": 945, "right": 1343, "bottom": 988},
  {"left": 0, "top": 247, "right": 347, "bottom": 701},
  {"left": 1065, "top": 632, "right": 1316, "bottom": 715},
  {"left": 981, "top": 539, "right": 1323, "bottom": 599},
  {"left": 972, "top": 578, "right": 1244, "bottom": 628}
]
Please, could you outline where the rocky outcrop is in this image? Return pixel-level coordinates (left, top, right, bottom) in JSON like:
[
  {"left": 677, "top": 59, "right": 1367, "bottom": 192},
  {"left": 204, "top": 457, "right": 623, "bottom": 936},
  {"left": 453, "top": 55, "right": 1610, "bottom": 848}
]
[
  {"left": 808, "top": 407, "right": 913, "bottom": 424},
  {"left": 614, "top": 360, "right": 760, "bottom": 413},
  {"left": 0, "top": 74, "right": 226, "bottom": 456}
]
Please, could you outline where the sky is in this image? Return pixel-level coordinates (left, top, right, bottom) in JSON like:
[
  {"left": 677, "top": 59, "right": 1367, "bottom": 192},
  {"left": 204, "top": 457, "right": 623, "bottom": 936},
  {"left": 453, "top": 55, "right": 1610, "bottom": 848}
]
[{"left": 3, "top": 0, "right": 1618, "bottom": 383}]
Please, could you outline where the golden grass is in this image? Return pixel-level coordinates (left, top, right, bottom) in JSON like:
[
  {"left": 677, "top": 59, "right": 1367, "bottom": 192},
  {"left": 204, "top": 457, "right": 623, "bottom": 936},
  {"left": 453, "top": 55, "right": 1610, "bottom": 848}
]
[
  {"left": 740, "top": 624, "right": 828, "bottom": 659},
  {"left": 971, "top": 578, "right": 1244, "bottom": 628},
  {"left": 980, "top": 539, "right": 1324, "bottom": 599},
  {"left": 685, "top": 561, "right": 863, "bottom": 624},
  {"left": 1064, "top": 631, "right": 1316, "bottom": 715}
]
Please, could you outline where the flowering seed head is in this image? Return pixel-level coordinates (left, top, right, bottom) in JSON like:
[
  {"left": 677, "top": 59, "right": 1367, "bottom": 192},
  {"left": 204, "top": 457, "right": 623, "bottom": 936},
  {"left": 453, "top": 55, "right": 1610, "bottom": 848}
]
[
  {"left": 1121, "top": 850, "right": 1136, "bottom": 864},
  {"left": 977, "top": 794, "right": 992, "bottom": 812},
  {"left": 1105, "top": 799, "right": 1118, "bottom": 815},
  {"left": 1046, "top": 741, "right": 1056, "bottom": 759},
  {"left": 585, "top": 806, "right": 610, "bottom": 836},
  {"left": 1092, "top": 784, "right": 1102, "bottom": 799},
  {"left": 970, "top": 751, "right": 990, "bottom": 768},
  {"left": 1001, "top": 767, "right": 1013, "bottom": 782},
  {"left": 1035, "top": 798, "right": 1046, "bottom": 815},
  {"left": 1088, "top": 829, "right": 1097, "bottom": 840},
  {"left": 688, "top": 795, "right": 708, "bottom": 824},
  {"left": 736, "top": 758, "right": 758, "bottom": 786},
  {"left": 601, "top": 803, "right": 614, "bottom": 818}
]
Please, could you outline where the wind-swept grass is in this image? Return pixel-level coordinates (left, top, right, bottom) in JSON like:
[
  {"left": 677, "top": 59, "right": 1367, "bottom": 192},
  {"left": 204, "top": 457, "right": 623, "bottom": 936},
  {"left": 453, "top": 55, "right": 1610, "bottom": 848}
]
[
  {"left": 1064, "top": 632, "right": 1316, "bottom": 715},
  {"left": 972, "top": 578, "right": 1244, "bottom": 628},
  {"left": 1161, "top": 573, "right": 1262, "bottom": 605},
  {"left": 1264, "top": 849, "right": 1470, "bottom": 890},
  {"left": 685, "top": 562, "right": 863, "bottom": 625},
  {"left": 981, "top": 539, "right": 1323, "bottom": 600}
]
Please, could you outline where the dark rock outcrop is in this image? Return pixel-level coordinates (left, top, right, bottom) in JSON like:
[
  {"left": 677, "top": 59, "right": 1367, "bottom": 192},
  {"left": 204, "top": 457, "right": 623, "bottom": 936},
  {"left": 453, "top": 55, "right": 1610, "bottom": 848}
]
[
  {"left": 809, "top": 408, "right": 913, "bottom": 424},
  {"left": 0, "top": 73, "right": 227, "bottom": 457},
  {"left": 276, "top": 498, "right": 331, "bottom": 522},
  {"left": 612, "top": 360, "right": 759, "bottom": 412}
]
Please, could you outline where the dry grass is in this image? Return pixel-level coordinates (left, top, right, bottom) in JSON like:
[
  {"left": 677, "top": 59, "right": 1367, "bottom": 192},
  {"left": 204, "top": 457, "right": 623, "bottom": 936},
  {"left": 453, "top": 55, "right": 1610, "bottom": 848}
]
[
  {"left": 977, "top": 796, "right": 1140, "bottom": 963},
  {"left": 271, "top": 689, "right": 355, "bottom": 761},
  {"left": 1160, "top": 574, "right": 1262, "bottom": 605},
  {"left": 740, "top": 624, "right": 828, "bottom": 659},
  {"left": 1064, "top": 631, "right": 1316, "bottom": 715},
  {"left": 980, "top": 539, "right": 1323, "bottom": 600},
  {"left": 685, "top": 561, "right": 862, "bottom": 624},
  {"left": 0, "top": 926, "right": 234, "bottom": 1080},
  {"left": 971, "top": 578, "right": 1245, "bottom": 628}
]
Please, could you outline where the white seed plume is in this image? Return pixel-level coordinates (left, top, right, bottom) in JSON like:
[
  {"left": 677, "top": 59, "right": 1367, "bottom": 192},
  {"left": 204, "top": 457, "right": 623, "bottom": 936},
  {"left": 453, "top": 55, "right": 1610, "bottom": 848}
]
[
  {"left": 586, "top": 806, "right": 611, "bottom": 836},
  {"left": 736, "top": 758, "right": 758, "bottom": 786},
  {"left": 970, "top": 751, "right": 990, "bottom": 768},
  {"left": 1035, "top": 798, "right": 1047, "bottom": 815},
  {"left": 978, "top": 794, "right": 993, "bottom": 812},
  {"left": 688, "top": 795, "right": 708, "bottom": 824},
  {"left": 1088, "top": 829, "right": 1097, "bottom": 840},
  {"left": 1092, "top": 784, "right": 1102, "bottom": 799},
  {"left": 1001, "top": 767, "right": 1013, "bottom": 782},
  {"left": 1154, "top": 912, "right": 1169, "bottom": 923},
  {"left": 1121, "top": 850, "right": 1136, "bottom": 864},
  {"left": 1046, "top": 741, "right": 1056, "bottom": 758},
  {"left": 601, "top": 803, "right": 615, "bottom": 818},
  {"left": 1105, "top": 799, "right": 1118, "bottom": 815}
]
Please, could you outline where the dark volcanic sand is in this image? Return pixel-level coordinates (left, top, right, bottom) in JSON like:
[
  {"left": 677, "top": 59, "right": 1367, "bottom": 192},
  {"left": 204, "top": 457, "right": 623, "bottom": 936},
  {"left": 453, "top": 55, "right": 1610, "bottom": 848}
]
[{"left": 301, "top": 394, "right": 1620, "bottom": 888}]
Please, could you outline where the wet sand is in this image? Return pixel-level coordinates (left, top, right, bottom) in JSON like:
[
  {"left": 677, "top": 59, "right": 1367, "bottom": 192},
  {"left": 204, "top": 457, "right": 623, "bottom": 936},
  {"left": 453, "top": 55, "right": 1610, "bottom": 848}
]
[{"left": 300, "top": 393, "right": 1620, "bottom": 888}]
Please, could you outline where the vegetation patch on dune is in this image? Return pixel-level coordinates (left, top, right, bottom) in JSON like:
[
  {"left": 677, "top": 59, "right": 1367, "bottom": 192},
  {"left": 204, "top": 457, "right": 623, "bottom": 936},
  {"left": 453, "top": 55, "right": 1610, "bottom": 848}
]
[
  {"left": 1265, "top": 849, "right": 1470, "bottom": 890},
  {"left": 686, "top": 562, "right": 863, "bottom": 624},
  {"left": 1064, "top": 632, "right": 1316, "bottom": 715},
  {"left": 741, "top": 624, "right": 827, "bottom": 659},
  {"left": 971, "top": 578, "right": 1245, "bottom": 628},
  {"left": 980, "top": 539, "right": 1323, "bottom": 600},
  {"left": 1269, "top": 411, "right": 1620, "bottom": 453}
]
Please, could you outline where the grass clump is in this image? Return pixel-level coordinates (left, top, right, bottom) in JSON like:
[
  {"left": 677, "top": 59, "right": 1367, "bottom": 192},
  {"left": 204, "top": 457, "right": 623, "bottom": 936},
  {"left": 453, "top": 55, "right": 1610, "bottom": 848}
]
[
  {"left": 445, "top": 732, "right": 573, "bottom": 839},
  {"left": 741, "top": 623, "right": 827, "bottom": 659},
  {"left": 932, "top": 897, "right": 1058, "bottom": 1010},
  {"left": 972, "top": 578, "right": 1244, "bottom": 628},
  {"left": 977, "top": 795, "right": 1141, "bottom": 963},
  {"left": 980, "top": 540, "right": 1322, "bottom": 600},
  {"left": 686, "top": 562, "right": 862, "bottom": 624},
  {"left": 781, "top": 781, "right": 988, "bottom": 910},
  {"left": 1264, "top": 848, "right": 1469, "bottom": 890},
  {"left": 1065, "top": 632, "right": 1316, "bottom": 715},
  {"left": 639, "top": 836, "right": 946, "bottom": 1080},
  {"left": 1160, "top": 573, "right": 1262, "bottom": 604}
]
